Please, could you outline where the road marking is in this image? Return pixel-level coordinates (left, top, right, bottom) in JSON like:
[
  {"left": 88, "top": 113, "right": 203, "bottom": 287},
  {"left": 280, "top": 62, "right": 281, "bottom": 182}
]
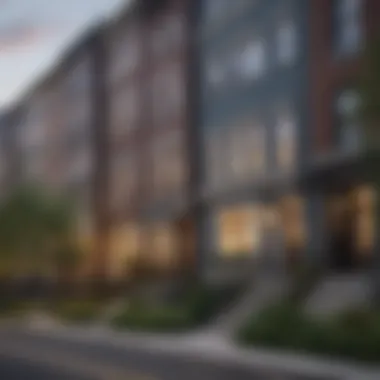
[{"left": 0, "top": 341, "right": 158, "bottom": 380}]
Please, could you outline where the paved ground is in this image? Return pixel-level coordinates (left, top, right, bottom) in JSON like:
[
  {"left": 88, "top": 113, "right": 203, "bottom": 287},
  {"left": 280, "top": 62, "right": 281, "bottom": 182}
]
[
  {"left": 0, "top": 327, "right": 336, "bottom": 380},
  {"left": 0, "top": 356, "right": 93, "bottom": 380}
]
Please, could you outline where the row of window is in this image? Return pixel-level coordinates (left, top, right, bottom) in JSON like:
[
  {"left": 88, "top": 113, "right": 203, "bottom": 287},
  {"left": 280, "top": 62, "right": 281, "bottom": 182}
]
[
  {"left": 109, "top": 131, "right": 186, "bottom": 211},
  {"left": 108, "top": 222, "right": 179, "bottom": 278},
  {"left": 205, "top": 113, "right": 297, "bottom": 189},
  {"left": 109, "top": 63, "right": 184, "bottom": 138},
  {"left": 108, "top": 12, "right": 184, "bottom": 86},
  {"left": 205, "top": 0, "right": 363, "bottom": 90},
  {"left": 204, "top": 0, "right": 254, "bottom": 25},
  {"left": 206, "top": 21, "right": 297, "bottom": 89}
]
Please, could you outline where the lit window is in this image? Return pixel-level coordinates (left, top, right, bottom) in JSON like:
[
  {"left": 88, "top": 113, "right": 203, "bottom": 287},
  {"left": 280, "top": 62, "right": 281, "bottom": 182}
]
[
  {"left": 336, "top": 89, "right": 362, "bottom": 152},
  {"left": 275, "top": 112, "right": 297, "bottom": 170},
  {"left": 334, "top": 0, "right": 363, "bottom": 55},
  {"left": 238, "top": 40, "right": 266, "bottom": 79},
  {"left": 109, "top": 224, "right": 141, "bottom": 278},
  {"left": 277, "top": 22, "right": 297, "bottom": 65},
  {"left": 216, "top": 205, "right": 262, "bottom": 257},
  {"left": 150, "top": 224, "right": 178, "bottom": 270}
]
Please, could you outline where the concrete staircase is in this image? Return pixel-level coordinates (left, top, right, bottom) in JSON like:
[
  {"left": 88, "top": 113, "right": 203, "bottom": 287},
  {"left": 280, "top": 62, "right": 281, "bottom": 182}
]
[
  {"left": 206, "top": 272, "right": 289, "bottom": 338},
  {"left": 305, "top": 272, "right": 371, "bottom": 317}
]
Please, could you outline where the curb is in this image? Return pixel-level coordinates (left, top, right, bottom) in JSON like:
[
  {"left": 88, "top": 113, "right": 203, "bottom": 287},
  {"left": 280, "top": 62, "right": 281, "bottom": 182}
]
[{"left": 16, "top": 323, "right": 380, "bottom": 380}]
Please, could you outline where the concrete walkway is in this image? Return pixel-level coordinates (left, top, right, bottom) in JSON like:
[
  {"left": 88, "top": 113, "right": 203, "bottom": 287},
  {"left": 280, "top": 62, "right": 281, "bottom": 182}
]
[{"left": 19, "top": 320, "right": 380, "bottom": 380}]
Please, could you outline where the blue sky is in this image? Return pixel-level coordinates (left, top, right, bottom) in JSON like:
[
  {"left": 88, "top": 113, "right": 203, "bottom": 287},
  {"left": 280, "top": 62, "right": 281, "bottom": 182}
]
[{"left": 0, "top": 0, "right": 128, "bottom": 109}]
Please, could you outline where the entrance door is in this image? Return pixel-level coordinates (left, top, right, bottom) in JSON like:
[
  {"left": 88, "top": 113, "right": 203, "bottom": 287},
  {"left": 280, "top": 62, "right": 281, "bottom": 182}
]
[{"left": 326, "top": 194, "right": 356, "bottom": 271}]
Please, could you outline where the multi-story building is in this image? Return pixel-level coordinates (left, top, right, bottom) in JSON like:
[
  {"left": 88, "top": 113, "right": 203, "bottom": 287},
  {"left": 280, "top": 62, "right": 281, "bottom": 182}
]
[
  {"left": 105, "top": 3, "right": 143, "bottom": 280},
  {"left": 4, "top": 0, "right": 380, "bottom": 287},
  {"left": 55, "top": 26, "right": 108, "bottom": 279},
  {"left": 196, "top": 0, "right": 380, "bottom": 285},
  {"left": 105, "top": 0, "right": 198, "bottom": 280},
  {"left": 197, "top": 0, "right": 311, "bottom": 283},
  {"left": 0, "top": 105, "right": 24, "bottom": 194},
  {"left": 305, "top": 0, "right": 380, "bottom": 272},
  {"left": 9, "top": 25, "right": 108, "bottom": 280},
  {"left": 139, "top": 0, "right": 198, "bottom": 278}
]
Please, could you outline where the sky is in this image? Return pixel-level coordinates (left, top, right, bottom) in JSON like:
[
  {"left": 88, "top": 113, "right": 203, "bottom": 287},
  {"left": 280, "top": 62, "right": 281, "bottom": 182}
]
[{"left": 0, "top": 0, "right": 129, "bottom": 109}]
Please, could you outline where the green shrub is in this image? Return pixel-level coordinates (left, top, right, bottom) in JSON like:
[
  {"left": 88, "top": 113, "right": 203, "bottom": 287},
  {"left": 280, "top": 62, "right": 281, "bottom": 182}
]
[
  {"left": 238, "top": 303, "right": 380, "bottom": 363},
  {"left": 51, "top": 300, "right": 101, "bottom": 323},
  {"left": 111, "top": 303, "right": 192, "bottom": 332},
  {"left": 111, "top": 283, "right": 242, "bottom": 332}
]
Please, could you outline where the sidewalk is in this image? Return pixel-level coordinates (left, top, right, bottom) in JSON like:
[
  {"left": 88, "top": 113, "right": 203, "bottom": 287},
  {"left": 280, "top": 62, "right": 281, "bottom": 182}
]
[{"left": 21, "top": 319, "right": 380, "bottom": 380}]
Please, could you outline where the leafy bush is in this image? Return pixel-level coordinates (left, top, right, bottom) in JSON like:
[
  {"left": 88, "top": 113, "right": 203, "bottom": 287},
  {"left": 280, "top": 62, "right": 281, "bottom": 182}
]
[
  {"left": 238, "top": 304, "right": 380, "bottom": 363},
  {"left": 51, "top": 300, "right": 101, "bottom": 323},
  {"left": 112, "top": 303, "right": 192, "bottom": 332},
  {"left": 111, "top": 283, "right": 242, "bottom": 332}
]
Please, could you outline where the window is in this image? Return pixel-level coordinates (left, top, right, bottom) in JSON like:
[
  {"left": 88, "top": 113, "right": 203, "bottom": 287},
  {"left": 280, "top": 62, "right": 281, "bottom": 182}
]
[
  {"left": 150, "top": 224, "right": 178, "bottom": 269},
  {"left": 68, "top": 149, "right": 91, "bottom": 182},
  {"left": 166, "top": 14, "right": 184, "bottom": 47},
  {"left": 215, "top": 205, "right": 262, "bottom": 258},
  {"left": 230, "top": 123, "right": 266, "bottom": 180},
  {"left": 237, "top": 40, "right": 266, "bottom": 79},
  {"left": 205, "top": 132, "right": 227, "bottom": 190},
  {"left": 153, "top": 65, "right": 183, "bottom": 122},
  {"left": 277, "top": 22, "right": 297, "bottom": 65},
  {"left": 335, "top": 89, "right": 362, "bottom": 152},
  {"left": 66, "top": 59, "right": 91, "bottom": 97},
  {"left": 206, "top": 61, "right": 226, "bottom": 88},
  {"left": 110, "top": 30, "right": 139, "bottom": 82},
  {"left": 334, "top": 0, "right": 363, "bottom": 56},
  {"left": 275, "top": 111, "right": 297, "bottom": 170},
  {"left": 206, "top": 0, "right": 228, "bottom": 21},
  {"left": 110, "top": 151, "right": 136, "bottom": 211},
  {"left": 111, "top": 87, "right": 137, "bottom": 136},
  {"left": 109, "top": 224, "right": 140, "bottom": 278},
  {"left": 152, "top": 132, "right": 185, "bottom": 198}
]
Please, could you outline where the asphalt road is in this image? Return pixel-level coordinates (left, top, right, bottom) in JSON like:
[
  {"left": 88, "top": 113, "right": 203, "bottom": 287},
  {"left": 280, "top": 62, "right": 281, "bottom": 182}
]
[
  {"left": 0, "top": 328, "right": 338, "bottom": 380},
  {"left": 0, "top": 356, "right": 93, "bottom": 380}
]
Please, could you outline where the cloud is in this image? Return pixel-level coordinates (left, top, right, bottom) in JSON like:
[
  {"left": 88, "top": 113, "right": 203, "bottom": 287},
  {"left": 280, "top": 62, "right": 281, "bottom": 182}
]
[{"left": 0, "top": 17, "right": 68, "bottom": 54}]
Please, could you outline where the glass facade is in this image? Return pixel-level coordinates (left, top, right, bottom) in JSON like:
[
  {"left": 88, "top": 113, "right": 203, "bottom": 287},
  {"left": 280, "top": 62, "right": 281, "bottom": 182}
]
[{"left": 214, "top": 204, "right": 262, "bottom": 258}]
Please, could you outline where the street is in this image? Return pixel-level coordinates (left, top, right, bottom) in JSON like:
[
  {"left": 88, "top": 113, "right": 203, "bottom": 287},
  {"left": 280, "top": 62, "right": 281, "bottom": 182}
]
[{"left": 0, "top": 327, "right": 338, "bottom": 380}]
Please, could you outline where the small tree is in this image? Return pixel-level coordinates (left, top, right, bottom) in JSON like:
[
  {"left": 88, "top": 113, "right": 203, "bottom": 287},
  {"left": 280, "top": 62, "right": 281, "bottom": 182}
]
[{"left": 0, "top": 184, "right": 80, "bottom": 288}]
